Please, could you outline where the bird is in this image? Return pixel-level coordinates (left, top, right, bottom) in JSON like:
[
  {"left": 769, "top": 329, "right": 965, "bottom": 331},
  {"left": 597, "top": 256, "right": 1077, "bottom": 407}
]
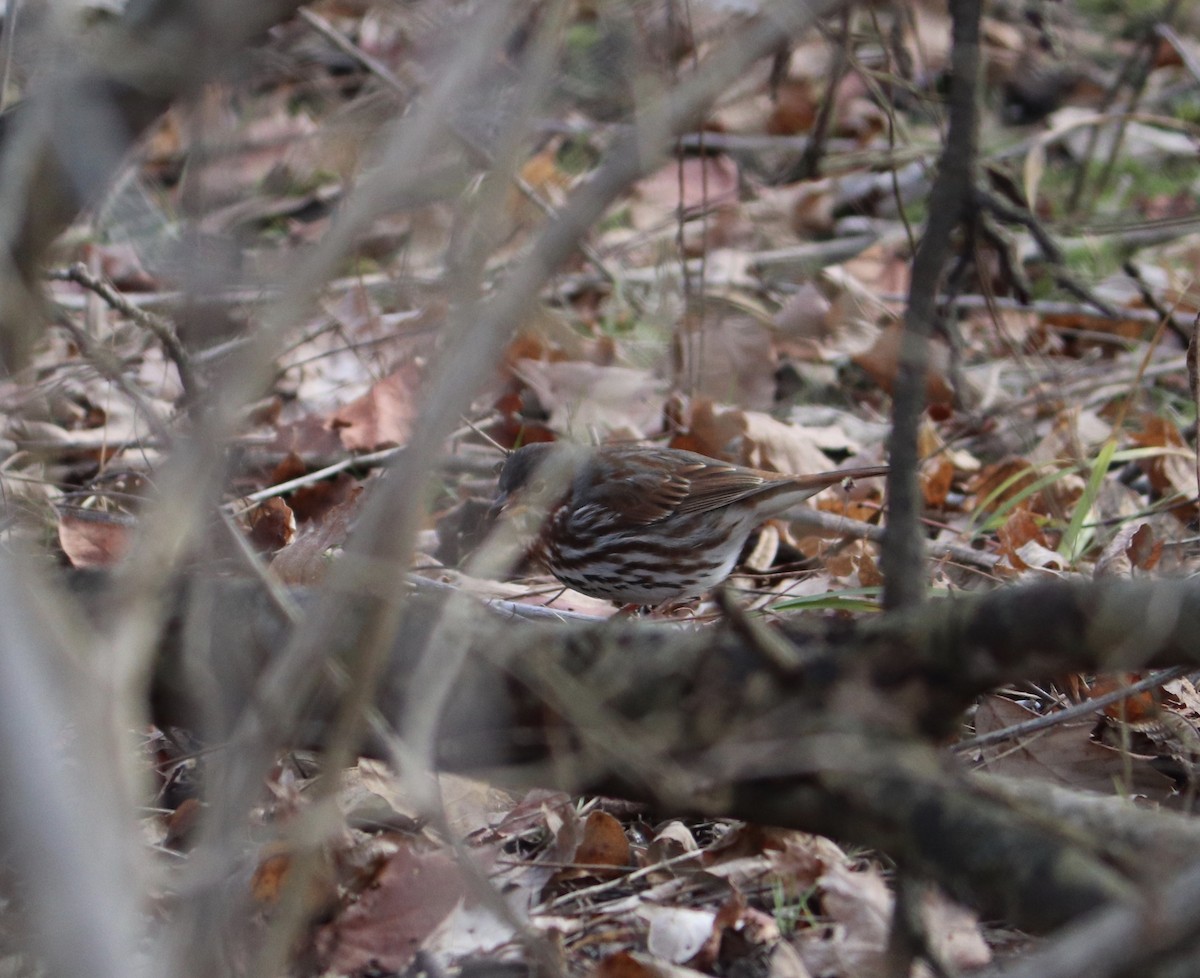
[{"left": 491, "top": 442, "right": 887, "bottom": 606}]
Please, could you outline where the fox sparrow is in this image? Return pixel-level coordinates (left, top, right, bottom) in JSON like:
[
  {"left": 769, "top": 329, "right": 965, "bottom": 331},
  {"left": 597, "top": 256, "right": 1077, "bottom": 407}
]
[{"left": 492, "top": 443, "right": 887, "bottom": 605}]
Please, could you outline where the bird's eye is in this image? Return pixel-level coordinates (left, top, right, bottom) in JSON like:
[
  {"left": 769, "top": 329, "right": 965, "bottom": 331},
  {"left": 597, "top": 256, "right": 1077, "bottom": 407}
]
[{"left": 529, "top": 479, "right": 547, "bottom": 494}]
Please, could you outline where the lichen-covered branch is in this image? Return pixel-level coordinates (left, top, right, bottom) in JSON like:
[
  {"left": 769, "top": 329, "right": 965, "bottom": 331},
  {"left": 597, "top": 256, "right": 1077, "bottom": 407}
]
[{"left": 69, "top": 571, "right": 1200, "bottom": 934}]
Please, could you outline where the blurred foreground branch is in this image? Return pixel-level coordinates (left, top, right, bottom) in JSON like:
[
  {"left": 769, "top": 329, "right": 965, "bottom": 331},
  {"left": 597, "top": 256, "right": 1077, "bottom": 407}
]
[
  {"left": 0, "top": 0, "right": 306, "bottom": 370},
  {"left": 64, "top": 570, "right": 1200, "bottom": 936}
]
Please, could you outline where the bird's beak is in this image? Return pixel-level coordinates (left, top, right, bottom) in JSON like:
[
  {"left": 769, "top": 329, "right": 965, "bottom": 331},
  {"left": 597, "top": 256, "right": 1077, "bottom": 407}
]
[{"left": 490, "top": 496, "right": 546, "bottom": 540}]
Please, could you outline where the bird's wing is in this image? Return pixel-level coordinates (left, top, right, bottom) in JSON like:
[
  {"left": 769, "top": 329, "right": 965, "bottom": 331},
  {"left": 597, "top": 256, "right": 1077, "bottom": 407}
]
[
  {"left": 670, "top": 461, "right": 786, "bottom": 515},
  {"left": 579, "top": 449, "right": 697, "bottom": 525},
  {"left": 594, "top": 448, "right": 780, "bottom": 522}
]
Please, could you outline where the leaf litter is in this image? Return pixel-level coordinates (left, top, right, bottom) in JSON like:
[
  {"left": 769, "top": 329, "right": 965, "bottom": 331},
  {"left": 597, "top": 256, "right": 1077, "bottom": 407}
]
[{"left": 17, "top": 0, "right": 1200, "bottom": 973}]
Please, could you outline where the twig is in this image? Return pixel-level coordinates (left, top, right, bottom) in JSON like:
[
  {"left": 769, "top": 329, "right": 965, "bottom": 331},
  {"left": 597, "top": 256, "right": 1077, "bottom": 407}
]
[
  {"left": 1156, "top": 22, "right": 1200, "bottom": 84},
  {"left": 533, "top": 845, "right": 706, "bottom": 914},
  {"left": 882, "top": 292, "right": 1189, "bottom": 329},
  {"left": 975, "top": 189, "right": 1120, "bottom": 319},
  {"left": 714, "top": 584, "right": 808, "bottom": 674},
  {"left": 217, "top": 509, "right": 303, "bottom": 624},
  {"left": 953, "top": 666, "right": 1192, "bottom": 753},
  {"left": 47, "top": 263, "right": 201, "bottom": 403},
  {"left": 1080, "top": 0, "right": 1180, "bottom": 215},
  {"left": 1190, "top": 313, "right": 1200, "bottom": 503},
  {"left": 975, "top": 210, "right": 1033, "bottom": 304},
  {"left": 50, "top": 313, "right": 174, "bottom": 445},
  {"left": 882, "top": 0, "right": 983, "bottom": 610},
  {"left": 850, "top": 8, "right": 923, "bottom": 253},
  {"left": 1123, "top": 259, "right": 1191, "bottom": 344},
  {"left": 797, "top": 6, "right": 852, "bottom": 180},
  {"left": 789, "top": 506, "right": 999, "bottom": 571},
  {"left": 228, "top": 446, "right": 401, "bottom": 511}
]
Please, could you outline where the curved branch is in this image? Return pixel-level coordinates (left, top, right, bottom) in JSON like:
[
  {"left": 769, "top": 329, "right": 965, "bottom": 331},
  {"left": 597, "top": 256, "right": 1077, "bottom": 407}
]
[{"left": 69, "top": 572, "right": 1200, "bottom": 934}]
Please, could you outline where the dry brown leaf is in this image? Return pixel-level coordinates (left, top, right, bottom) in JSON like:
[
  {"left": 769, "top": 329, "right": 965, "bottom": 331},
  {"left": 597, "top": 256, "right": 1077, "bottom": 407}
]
[
  {"left": 915, "top": 420, "right": 958, "bottom": 509},
  {"left": 514, "top": 359, "right": 666, "bottom": 441},
  {"left": 544, "top": 813, "right": 628, "bottom": 902},
  {"left": 794, "top": 860, "right": 891, "bottom": 978},
  {"left": 996, "top": 506, "right": 1050, "bottom": 571},
  {"left": 648, "top": 821, "right": 699, "bottom": 863},
  {"left": 1086, "top": 674, "right": 1162, "bottom": 725},
  {"left": 269, "top": 484, "right": 363, "bottom": 585},
  {"left": 141, "top": 108, "right": 183, "bottom": 179},
  {"left": 574, "top": 810, "right": 631, "bottom": 870},
  {"left": 815, "top": 537, "right": 865, "bottom": 581},
  {"left": 251, "top": 842, "right": 335, "bottom": 912},
  {"left": 853, "top": 543, "right": 883, "bottom": 587},
  {"left": 1028, "top": 409, "right": 1112, "bottom": 469},
  {"left": 266, "top": 451, "right": 306, "bottom": 487},
  {"left": 267, "top": 413, "right": 345, "bottom": 458},
  {"left": 797, "top": 859, "right": 989, "bottom": 976},
  {"left": 812, "top": 485, "right": 884, "bottom": 525},
  {"left": 716, "top": 826, "right": 843, "bottom": 885},
  {"left": 315, "top": 843, "right": 467, "bottom": 974},
  {"left": 188, "top": 94, "right": 320, "bottom": 208},
  {"left": 768, "top": 941, "right": 815, "bottom": 978},
  {"left": 508, "top": 146, "right": 572, "bottom": 226},
  {"left": 629, "top": 155, "right": 741, "bottom": 230},
  {"left": 1165, "top": 677, "right": 1200, "bottom": 719},
  {"left": 896, "top": 0, "right": 953, "bottom": 81},
  {"left": 921, "top": 455, "right": 956, "bottom": 508},
  {"left": 437, "top": 774, "right": 521, "bottom": 840},
  {"left": 966, "top": 459, "right": 1041, "bottom": 514},
  {"left": 1130, "top": 414, "right": 1198, "bottom": 514},
  {"left": 840, "top": 242, "right": 912, "bottom": 301},
  {"left": 162, "top": 797, "right": 201, "bottom": 852},
  {"left": 422, "top": 899, "right": 519, "bottom": 968},
  {"left": 834, "top": 95, "right": 887, "bottom": 143},
  {"left": 488, "top": 789, "right": 579, "bottom": 861},
  {"left": 692, "top": 897, "right": 778, "bottom": 971},
  {"left": 330, "top": 360, "right": 423, "bottom": 452},
  {"left": 675, "top": 313, "right": 777, "bottom": 411},
  {"left": 337, "top": 760, "right": 423, "bottom": 833},
  {"left": 1011, "top": 537, "right": 1067, "bottom": 573},
  {"left": 788, "top": 183, "right": 837, "bottom": 239},
  {"left": 1093, "top": 710, "right": 1200, "bottom": 779},
  {"left": 507, "top": 308, "right": 620, "bottom": 365},
  {"left": 918, "top": 887, "right": 992, "bottom": 971},
  {"left": 85, "top": 241, "right": 159, "bottom": 291},
  {"left": 1127, "top": 522, "right": 1163, "bottom": 571},
  {"left": 772, "top": 282, "right": 833, "bottom": 343},
  {"left": 1095, "top": 520, "right": 1163, "bottom": 577},
  {"left": 58, "top": 511, "right": 134, "bottom": 568},
  {"left": 680, "top": 399, "right": 850, "bottom": 481},
  {"left": 245, "top": 497, "right": 296, "bottom": 553},
  {"left": 592, "top": 952, "right": 650, "bottom": 978},
  {"left": 742, "top": 521, "right": 780, "bottom": 573},
  {"left": 974, "top": 695, "right": 1174, "bottom": 799},
  {"left": 593, "top": 951, "right": 672, "bottom": 978},
  {"left": 287, "top": 472, "right": 363, "bottom": 526},
  {"left": 852, "top": 323, "right": 955, "bottom": 407},
  {"left": 641, "top": 907, "right": 717, "bottom": 965},
  {"left": 765, "top": 79, "right": 817, "bottom": 135},
  {"left": 250, "top": 849, "right": 292, "bottom": 905}
]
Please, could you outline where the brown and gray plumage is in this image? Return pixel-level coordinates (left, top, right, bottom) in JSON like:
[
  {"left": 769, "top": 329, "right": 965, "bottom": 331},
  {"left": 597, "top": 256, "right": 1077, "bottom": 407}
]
[{"left": 493, "top": 443, "right": 887, "bottom": 605}]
